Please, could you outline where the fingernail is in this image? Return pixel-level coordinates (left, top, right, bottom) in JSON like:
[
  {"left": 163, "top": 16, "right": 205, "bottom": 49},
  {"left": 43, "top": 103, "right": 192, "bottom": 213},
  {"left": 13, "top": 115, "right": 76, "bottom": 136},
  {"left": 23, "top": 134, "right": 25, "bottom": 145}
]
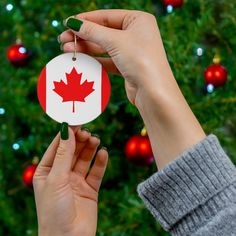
[
  {"left": 60, "top": 43, "right": 64, "bottom": 51},
  {"left": 101, "top": 146, "right": 108, "bottom": 151},
  {"left": 63, "top": 19, "right": 67, "bottom": 26},
  {"left": 92, "top": 134, "right": 100, "bottom": 139},
  {"left": 57, "top": 35, "right": 61, "bottom": 43},
  {"left": 66, "top": 18, "right": 83, "bottom": 31},
  {"left": 61, "top": 122, "right": 68, "bottom": 140},
  {"left": 81, "top": 127, "right": 90, "bottom": 133}
]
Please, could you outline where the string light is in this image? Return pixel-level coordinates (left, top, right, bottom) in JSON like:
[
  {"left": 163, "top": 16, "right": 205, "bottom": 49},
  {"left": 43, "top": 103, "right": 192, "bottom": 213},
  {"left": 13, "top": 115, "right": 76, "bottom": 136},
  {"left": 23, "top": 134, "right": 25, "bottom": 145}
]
[
  {"left": 197, "top": 47, "right": 204, "bottom": 57},
  {"left": 167, "top": 5, "right": 174, "bottom": 13},
  {"left": 52, "top": 20, "right": 59, "bottom": 27},
  {"left": 12, "top": 143, "right": 20, "bottom": 150},
  {"left": 19, "top": 46, "right": 27, "bottom": 54},
  {"left": 206, "top": 84, "right": 214, "bottom": 93},
  {"left": 6, "top": 4, "right": 13, "bottom": 11},
  {"left": 0, "top": 108, "right": 5, "bottom": 115}
]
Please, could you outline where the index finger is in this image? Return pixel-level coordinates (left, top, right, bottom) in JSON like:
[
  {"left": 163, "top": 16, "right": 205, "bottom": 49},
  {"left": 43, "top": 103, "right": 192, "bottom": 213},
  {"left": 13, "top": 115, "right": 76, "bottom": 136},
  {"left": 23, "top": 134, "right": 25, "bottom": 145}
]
[
  {"left": 73, "top": 9, "right": 131, "bottom": 29},
  {"left": 59, "top": 10, "right": 135, "bottom": 44}
]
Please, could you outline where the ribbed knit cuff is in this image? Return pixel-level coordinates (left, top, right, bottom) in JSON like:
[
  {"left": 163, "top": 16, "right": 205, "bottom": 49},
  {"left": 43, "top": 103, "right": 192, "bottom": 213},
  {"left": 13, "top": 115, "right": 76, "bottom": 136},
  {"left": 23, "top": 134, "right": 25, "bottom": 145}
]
[{"left": 137, "top": 134, "right": 236, "bottom": 235}]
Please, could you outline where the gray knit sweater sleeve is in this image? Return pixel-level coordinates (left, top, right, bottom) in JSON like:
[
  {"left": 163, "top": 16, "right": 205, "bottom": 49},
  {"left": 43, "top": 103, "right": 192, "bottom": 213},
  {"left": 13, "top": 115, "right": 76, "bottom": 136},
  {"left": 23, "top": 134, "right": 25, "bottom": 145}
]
[{"left": 137, "top": 135, "right": 236, "bottom": 236}]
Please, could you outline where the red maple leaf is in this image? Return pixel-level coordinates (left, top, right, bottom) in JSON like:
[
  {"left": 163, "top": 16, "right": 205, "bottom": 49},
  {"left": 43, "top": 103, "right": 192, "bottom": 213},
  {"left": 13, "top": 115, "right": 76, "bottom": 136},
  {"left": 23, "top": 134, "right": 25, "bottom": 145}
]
[{"left": 53, "top": 67, "right": 95, "bottom": 113}]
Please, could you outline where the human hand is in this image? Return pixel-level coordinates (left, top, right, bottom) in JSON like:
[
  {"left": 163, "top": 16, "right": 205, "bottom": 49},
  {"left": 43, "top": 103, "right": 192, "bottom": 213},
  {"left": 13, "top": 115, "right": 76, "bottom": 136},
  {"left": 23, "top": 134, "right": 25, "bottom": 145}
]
[
  {"left": 59, "top": 9, "right": 172, "bottom": 107},
  {"left": 59, "top": 10, "right": 205, "bottom": 170},
  {"left": 33, "top": 123, "right": 108, "bottom": 236}
]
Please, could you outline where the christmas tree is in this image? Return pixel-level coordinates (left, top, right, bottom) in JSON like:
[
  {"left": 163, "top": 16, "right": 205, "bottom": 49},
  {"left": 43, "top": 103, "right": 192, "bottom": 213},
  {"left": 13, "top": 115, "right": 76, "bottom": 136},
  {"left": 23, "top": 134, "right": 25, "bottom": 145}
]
[{"left": 1, "top": 0, "right": 236, "bottom": 235}]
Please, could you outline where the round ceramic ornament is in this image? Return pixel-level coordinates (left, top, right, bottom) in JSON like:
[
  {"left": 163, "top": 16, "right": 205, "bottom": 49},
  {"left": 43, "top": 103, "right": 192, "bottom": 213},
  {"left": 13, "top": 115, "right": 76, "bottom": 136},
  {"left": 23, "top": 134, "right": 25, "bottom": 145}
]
[{"left": 37, "top": 52, "right": 111, "bottom": 125}]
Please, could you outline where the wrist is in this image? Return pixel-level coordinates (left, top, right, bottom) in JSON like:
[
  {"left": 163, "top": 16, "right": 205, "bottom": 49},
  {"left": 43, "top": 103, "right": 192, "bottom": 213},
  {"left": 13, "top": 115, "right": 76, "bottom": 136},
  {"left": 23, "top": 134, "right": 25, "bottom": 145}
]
[
  {"left": 39, "top": 230, "right": 70, "bottom": 236},
  {"left": 135, "top": 71, "right": 177, "bottom": 114},
  {"left": 38, "top": 227, "right": 62, "bottom": 236},
  {"left": 134, "top": 57, "right": 177, "bottom": 111},
  {"left": 135, "top": 70, "right": 205, "bottom": 170}
]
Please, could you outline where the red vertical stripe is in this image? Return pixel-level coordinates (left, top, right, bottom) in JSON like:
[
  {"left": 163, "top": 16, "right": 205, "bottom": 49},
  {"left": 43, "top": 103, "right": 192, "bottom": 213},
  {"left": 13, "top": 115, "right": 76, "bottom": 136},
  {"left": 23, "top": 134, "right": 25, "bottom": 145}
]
[
  {"left": 101, "top": 67, "right": 111, "bottom": 112},
  {"left": 37, "top": 67, "right": 46, "bottom": 111}
]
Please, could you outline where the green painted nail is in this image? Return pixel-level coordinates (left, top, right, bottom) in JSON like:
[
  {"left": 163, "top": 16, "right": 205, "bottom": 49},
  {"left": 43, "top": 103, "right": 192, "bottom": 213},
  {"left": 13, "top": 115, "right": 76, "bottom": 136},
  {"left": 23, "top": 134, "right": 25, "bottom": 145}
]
[
  {"left": 61, "top": 122, "right": 68, "bottom": 140},
  {"left": 66, "top": 18, "right": 83, "bottom": 31}
]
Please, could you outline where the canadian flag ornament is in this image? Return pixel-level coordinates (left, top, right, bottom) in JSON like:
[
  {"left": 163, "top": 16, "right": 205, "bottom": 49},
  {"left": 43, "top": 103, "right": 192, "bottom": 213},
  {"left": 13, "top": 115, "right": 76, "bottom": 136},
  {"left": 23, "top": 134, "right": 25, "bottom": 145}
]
[{"left": 37, "top": 53, "right": 111, "bottom": 125}]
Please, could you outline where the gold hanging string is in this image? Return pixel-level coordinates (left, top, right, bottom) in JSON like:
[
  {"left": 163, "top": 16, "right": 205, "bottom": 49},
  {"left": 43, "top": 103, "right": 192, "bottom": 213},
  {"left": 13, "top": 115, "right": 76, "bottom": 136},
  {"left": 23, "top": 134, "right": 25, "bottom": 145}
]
[{"left": 72, "top": 34, "right": 77, "bottom": 61}]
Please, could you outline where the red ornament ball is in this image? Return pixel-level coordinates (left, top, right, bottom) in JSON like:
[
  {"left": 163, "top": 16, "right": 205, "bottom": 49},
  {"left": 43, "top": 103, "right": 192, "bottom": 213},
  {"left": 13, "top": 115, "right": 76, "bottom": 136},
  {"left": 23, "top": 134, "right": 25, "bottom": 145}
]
[
  {"left": 7, "top": 44, "right": 30, "bottom": 66},
  {"left": 204, "top": 64, "right": 227, "bottom": 87},
  {"left": 125, "top": 134, "right": 154, "bottom": 166},
  {"left": 163, "top": 0, "right": 184, "bottom": 8},
  {"left": 23, "top": 164, "right": 37, "bottom": 187}
]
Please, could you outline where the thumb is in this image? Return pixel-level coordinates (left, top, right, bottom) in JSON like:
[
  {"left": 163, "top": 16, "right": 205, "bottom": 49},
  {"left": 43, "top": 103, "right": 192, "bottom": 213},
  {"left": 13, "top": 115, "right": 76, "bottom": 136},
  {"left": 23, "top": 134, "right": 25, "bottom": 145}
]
[
  {"left": 66, "top": 17, "right": 119, "bottom": 50},
  {"left": 50, "top": 122, "right": 76, "bottom": 176}
]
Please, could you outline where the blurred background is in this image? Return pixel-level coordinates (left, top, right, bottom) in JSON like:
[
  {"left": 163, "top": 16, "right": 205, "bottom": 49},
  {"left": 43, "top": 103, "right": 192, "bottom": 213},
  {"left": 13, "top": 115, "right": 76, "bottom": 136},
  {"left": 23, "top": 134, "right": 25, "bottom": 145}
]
[{"left": 1, "top": 0, "right": 236, "bottom": 235}]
